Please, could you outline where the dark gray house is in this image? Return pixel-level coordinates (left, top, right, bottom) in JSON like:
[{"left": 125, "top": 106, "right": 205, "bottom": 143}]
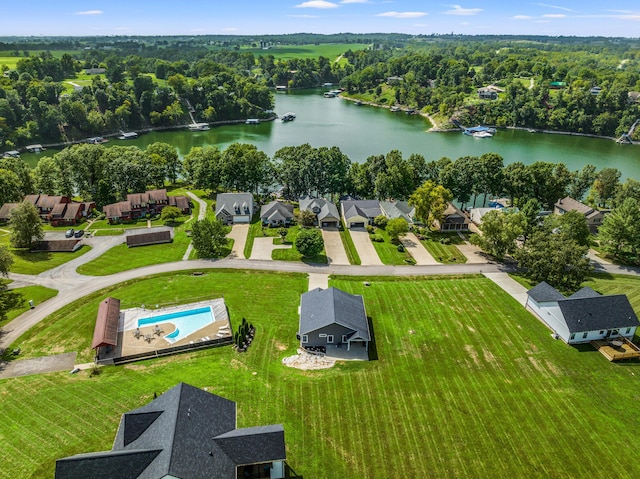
[
  {"left": 299, "top": 287, "right": 370, "bottom": 353},
  {"left": 55, "top": 382, "right": 286, "bottom": 479}
]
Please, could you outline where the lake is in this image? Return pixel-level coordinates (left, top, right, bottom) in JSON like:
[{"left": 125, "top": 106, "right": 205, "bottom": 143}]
[{"left": 24, "top": 88, "right": 640, "bottom": 180}]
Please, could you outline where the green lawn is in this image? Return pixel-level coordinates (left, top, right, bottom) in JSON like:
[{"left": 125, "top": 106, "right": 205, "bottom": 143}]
[
  {"left": 2, "top": 285, "right": 58, "bottom": 326},
  {"left": 0, "top": 232, "right": 90, "bottom": 275},
  {"left": 418, "top": 231, "right": 467, "bottom": 264},
  {"left": 2, "top": 272, "right": 640, "bottom": 478},
  {"left": 241, "top": 43, "right": 370, "bottom": 61},
  {"left": 93, "top": 228, "right": 124, "bottom": 236},
  {"left": 272, "top": 225, "right": 328, "bottom": 264},
  {"left": 244, "top": 214, "right": 265, "bottom": 259},
  {"left": 369, "top": 228, "right": 414, "bottom": 265},
  {"left": 340, "top": 221, "right": 360, "bottom": 265}
]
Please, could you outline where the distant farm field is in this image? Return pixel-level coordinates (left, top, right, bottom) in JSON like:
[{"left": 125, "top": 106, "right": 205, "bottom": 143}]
[
  {"left": 2, "top": 272, "right": 640, "bottom": 478},
  {"left": 243, "top": 43, "right": 370, "bottom": 61}
]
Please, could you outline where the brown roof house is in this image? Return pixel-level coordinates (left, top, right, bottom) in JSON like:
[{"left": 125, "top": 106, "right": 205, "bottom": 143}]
[
  {"left": 55, "top": 382, "right": 287, "bottom": 479},
  {"left": 104, "top": 190, "right": 190, "bottom": 224},
  {"left": 554, "top": 196, "right": 606, "bottom": 233},
  {"left": 2, "top": 195, "right": 93, "bottom": 226},
  {"left": 434, "top": 202, "right": 470, "bottom": 231}
]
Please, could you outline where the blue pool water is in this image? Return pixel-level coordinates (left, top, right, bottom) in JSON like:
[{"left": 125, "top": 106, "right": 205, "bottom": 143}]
[{"left": 138, "top": 306, "right": 214, "bottom": 343}]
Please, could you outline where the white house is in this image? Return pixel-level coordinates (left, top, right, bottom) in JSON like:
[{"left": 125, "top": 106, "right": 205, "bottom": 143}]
[{"left": 526, "top": 282, "right": 639, "bottom": 344}]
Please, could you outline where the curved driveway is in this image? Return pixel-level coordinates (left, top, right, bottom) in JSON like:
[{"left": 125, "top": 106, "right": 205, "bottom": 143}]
[{"left": 2, "top": 246, "right": 639, "bottom": 350}]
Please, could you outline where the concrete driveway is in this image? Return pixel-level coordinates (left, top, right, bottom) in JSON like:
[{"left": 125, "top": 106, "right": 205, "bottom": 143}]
[
  {"left": 227, "top": 224, "right": 249, "bottom": 259},
  {"left": 249, "top": 237, "right": 291, "bottom": 261},
  {"left": 348, "top": 228, "right": 382, "bottom": 265},
  {"left": 401, "top": 233, "right": 438, "bottom": 265},
  {"left": 321, "top": 228, "right": 349, "bottom": 265}
]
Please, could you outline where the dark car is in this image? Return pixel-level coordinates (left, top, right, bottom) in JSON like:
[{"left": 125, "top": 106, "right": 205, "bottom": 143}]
[
  {"left": 74, "top": 230, "right": 85, "bottom": 238},
  {"left": 65, "top": 228, "right": 74, "bottom": 238}
]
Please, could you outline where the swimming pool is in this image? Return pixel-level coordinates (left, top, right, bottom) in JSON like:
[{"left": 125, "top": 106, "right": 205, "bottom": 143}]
[{"left": 137, "top": 306, "right": 214, "bottom": 344}]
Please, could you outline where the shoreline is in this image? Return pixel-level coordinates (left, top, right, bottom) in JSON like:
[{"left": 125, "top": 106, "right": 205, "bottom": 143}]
[{"left": 339, "top": 94, "right": 638, "bottom": 145}]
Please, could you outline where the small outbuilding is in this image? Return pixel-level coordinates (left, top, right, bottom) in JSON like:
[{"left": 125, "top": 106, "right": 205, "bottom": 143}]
[
  {"left": 299, "top": 287, "right": 370, "bottom": 354},
  {"left": 126, "top": 230, "right": 172, "bottom": 247},
  {"left": 91, "top": 297, "right": 121, "bottom": 353}
]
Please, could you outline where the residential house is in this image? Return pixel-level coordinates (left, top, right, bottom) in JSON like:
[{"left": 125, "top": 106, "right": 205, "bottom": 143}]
[
  {"left": 434, "top": 202, "right": 470, "bottom": 231},
  {"left": 554, "top": 196, "right": 606, "bottom": 233},
  {"left": 525, "top": 282, "right": 639, "bottom": 344},
  {"left": 215, "top": 193, "right": 254, "bottom": 225},
  {"left": 477, "top": 87, "right": 498, "bottom": 100},
  {"left": 0, "top": 195, "right": 93, "bottom": 226},
  {"left": 298, "top": 287, "right": 370, "bottom": 354},
  {"left": 260, "top": 200, "right": 294, "bottom": 226},
  {"left": 103, "top": 190, "right": 190, "bottom": 224},
  {"left": 380, "top": 200, "right": 416, "bottom": 225},
  {"left": 299, "top": 197, "right": 341, "bottom": 228},
  {"left": 469, "top": 207, "right": 503, "bottom": 225},
  {"left": 83, "top": 67, "right": 106, "bottom": 75},
  {"left": 341, "top": 199, "right": 381, "bottom": 228},
  {"left": 55, "top": 382, "right": 287, "bottom": 479},
  {"left": 628, "top": 91, "right": 640, "bottom": 104},
  {"left": 590, "top": 86, "right": 602, "bottom": 95}
]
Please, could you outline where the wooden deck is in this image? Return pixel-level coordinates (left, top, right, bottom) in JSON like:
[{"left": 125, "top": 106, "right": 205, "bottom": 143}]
[{"left": 591, "top": 338, "right": 640, "bottom": 361}]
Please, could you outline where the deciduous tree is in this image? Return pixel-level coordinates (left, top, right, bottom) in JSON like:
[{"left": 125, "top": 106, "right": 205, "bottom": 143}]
[
  {"left": 191, "top": 218, "right": 230, "bottom": 258},
  {"left": 408, "top": 180, "right": 453, "bottom": 227},
  {"left": 386, "top": 217, "right": 409, "bottom": 243},
  {"left": 9, "top": 201, "right": 44, "bottom": 249},
  {"left": 470, "top": 210, "right": 525, "bottom": 261},
  {"left": 295, "top": 228, "right": 324, "bottom": 257}
]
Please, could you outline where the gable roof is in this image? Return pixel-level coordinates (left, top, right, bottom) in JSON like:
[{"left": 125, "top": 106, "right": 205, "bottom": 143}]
[
  {"left": 55, "top": 383, "right": 286, "bottom": 479},
  {"left": 528, "top": 282, "right": 640, "bottom": 333},
  {"left": 527, "top": 281, "right": 566, "bottom": 303},
  {"left": 30, "top": 240, "right": 82, "bottom": 252},
  {"left": 0, "top": 202, "right": 19, "bottom": 221},
  {"left": 92, "top": 297, "right": 121, "bottom": 349},
  {"left": 299, "top": 287, "right": 370, "bottom": 340},
  {"left": 299, "top": 197, "right": 340, "bottom": 222},
  {"left": 558, "top": 295, "right": 639, "bottom": 333},
  {"left": 379, "top": 201, "right": 414, "bottom": 223},
  {"left": 126, "top": 230, "right": 172, "bottom": 247},
  {"left": 341, "top": 200, "right": 381, "bottom": 220},
  {"left": 216, "top": 193, "right": 254, "bottom": 217},
  {"left": 554, "top": 196, "right": 602, "bottom": 219},
  {"left": 260, "top": 201, "right": 294, "bottom": 222}
]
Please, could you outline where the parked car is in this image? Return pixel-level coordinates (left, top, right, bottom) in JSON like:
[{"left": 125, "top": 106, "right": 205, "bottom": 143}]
[
  {"left": 74, "top": 230, "right": 85, "bottom": 238},
  {"left": 65, "top": 228, "right": 74, "bottom": 238}
]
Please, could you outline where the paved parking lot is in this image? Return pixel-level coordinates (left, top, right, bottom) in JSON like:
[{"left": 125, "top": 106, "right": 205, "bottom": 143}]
[
  {"left": 321, "top": 228, "right": 349, "bottom": 265},
  {"left": 348, "top": 228, "right": 383, "bottom": 265}
]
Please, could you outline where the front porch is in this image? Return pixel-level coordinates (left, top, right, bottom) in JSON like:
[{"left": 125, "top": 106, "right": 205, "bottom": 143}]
[
  {"left": 591, "top": 337, "right": 640, "bottom": 361},
  {"left": 237, "top": 460, "right": 285, "bottom": 479}
]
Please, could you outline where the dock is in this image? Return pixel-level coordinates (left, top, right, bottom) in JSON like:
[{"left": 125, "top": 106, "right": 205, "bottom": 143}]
[{"left": 616, "top": 119, "right": 639, "bottom": 143}]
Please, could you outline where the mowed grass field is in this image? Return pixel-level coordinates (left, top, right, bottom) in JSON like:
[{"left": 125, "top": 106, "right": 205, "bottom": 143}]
[
  {"left": 2, "top": 272, "right": 640, "bottom": 478},
  {"left": 242, "top": 43, "right": 370, "bottom": 61}
]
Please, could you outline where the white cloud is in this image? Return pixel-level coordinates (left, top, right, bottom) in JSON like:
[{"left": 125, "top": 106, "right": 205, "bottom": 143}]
[
  {"left": 543, "top": 13, "right": 566, "bottom": 18},
  {"left": 75, "top": 10, "right": 103, "bottom": 15},
  {"left": 443, "top": 5, "right": 482, "bottom": 16},
  {"left": 295, "top": 1, "right": 338, "bottom": 8},
  {"left": 512, "top": 15, "right": 533, "bottom": 19},
  {"left": 377, "top": 11, "right": 428, "bottom": 18},
  {"left": 537, "top": 3, "right": 573, "bottom": 12}
]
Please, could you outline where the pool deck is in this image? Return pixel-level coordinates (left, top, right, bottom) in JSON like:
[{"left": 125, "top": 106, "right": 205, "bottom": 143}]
[{"left": 98, "top": 299, "right": 232, "bottom": 361}]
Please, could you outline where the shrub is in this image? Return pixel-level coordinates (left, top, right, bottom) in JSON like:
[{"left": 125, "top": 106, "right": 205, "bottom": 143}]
[
  {"left": 439, "top": 237, "right": 451, "bottom": 245},
  {"left": 397, "top": 244, "right": 405, "bottom": 252},
  {"left": 372, "top": 234, "right": 384, "bottom": 242},
  {"left": 374, "top": 215, "right": 388, "bottom": 229},
  {"left": 295, "top": 228, "right": 324, "bottom": 257},
  {"left": 366, "top": 225, "right": 375, "bottom": 234}
]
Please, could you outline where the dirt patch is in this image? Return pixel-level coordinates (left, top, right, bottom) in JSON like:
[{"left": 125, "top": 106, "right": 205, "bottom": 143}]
[
  {"left": 282, "top": 349, "right": 336, "bottom": 370},
  {"left": 464, "top": 344, "right": 480, "bottom": 365},
  {"left": 273, "top": 340, "right": 287, "bottom": 351},
  {"left": 483, "top": 348, "right": 496, "bottom": 363}
]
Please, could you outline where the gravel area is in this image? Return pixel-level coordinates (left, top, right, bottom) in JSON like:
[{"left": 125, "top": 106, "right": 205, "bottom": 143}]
[{"left": 282, "top": 349, "right": 336, "bottom": 370}]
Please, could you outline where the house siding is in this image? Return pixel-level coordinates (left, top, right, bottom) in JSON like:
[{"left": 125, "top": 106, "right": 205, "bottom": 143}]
[
  {"left": 567, "top": 326, "right": 636, "bottom": 344},
  {"left": 526, "top": 298, "right": 571, "bottom": 341},
  {"left": 305, "top": 324, "right": 354, "bottom": 348}
]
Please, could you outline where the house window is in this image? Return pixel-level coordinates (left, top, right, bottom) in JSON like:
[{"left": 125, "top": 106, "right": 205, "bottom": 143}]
[
  {"left": 599, "top": 330, "right": 604, "bottom": 335},
  {"left": 626, "top": 328, "right": 631, "bottom": 334},
  {"left": 319, "top": 333, "right": 327, "bottom": 338},
  {"left": 582, "top": 332, "right": 588, "bottom": 339},
  {"left": 327, "top": 335, "right": 334, "bottom": 343},
  {"left": 302, "top": 335, "right": 308, "bottom": 343},
  {"left": 342, "top": 335, "right": 348, "bottom": 343},
  {"left": 570, "top": 333, "right": 575, "bottom": 340}
]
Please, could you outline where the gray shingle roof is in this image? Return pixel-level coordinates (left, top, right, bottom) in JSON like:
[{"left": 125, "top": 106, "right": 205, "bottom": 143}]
[
  {"left": 216, "top": 193, "right": 253, "bottom": 217},
  {"left": 299, "top": 287, "right": 370, "bottom": 340},
  {"left": 558, "top": 295, "right": 639, "bottom": 333},
  {"left": 567, "top": 286, "right": 600, "bottom": 299},
  {"left": 299, "top": 197, "right": 340, "bottom": 223},
  {"left": 55, "top": 383, "right": 286, "bottom": 479},
  {"left": 527, "top": 281, "right": 565, "bottom": 303},
  {"left": 260, "top": 201, "right": 294, "bottom": 222},
  {"left": 341, "top": 200, "right": 381, "bottom": 220}
]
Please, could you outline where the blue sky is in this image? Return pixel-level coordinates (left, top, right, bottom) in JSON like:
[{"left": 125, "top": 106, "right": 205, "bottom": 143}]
[{"left": 1, "top": 1, "right": 639, "bottom": 37}]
